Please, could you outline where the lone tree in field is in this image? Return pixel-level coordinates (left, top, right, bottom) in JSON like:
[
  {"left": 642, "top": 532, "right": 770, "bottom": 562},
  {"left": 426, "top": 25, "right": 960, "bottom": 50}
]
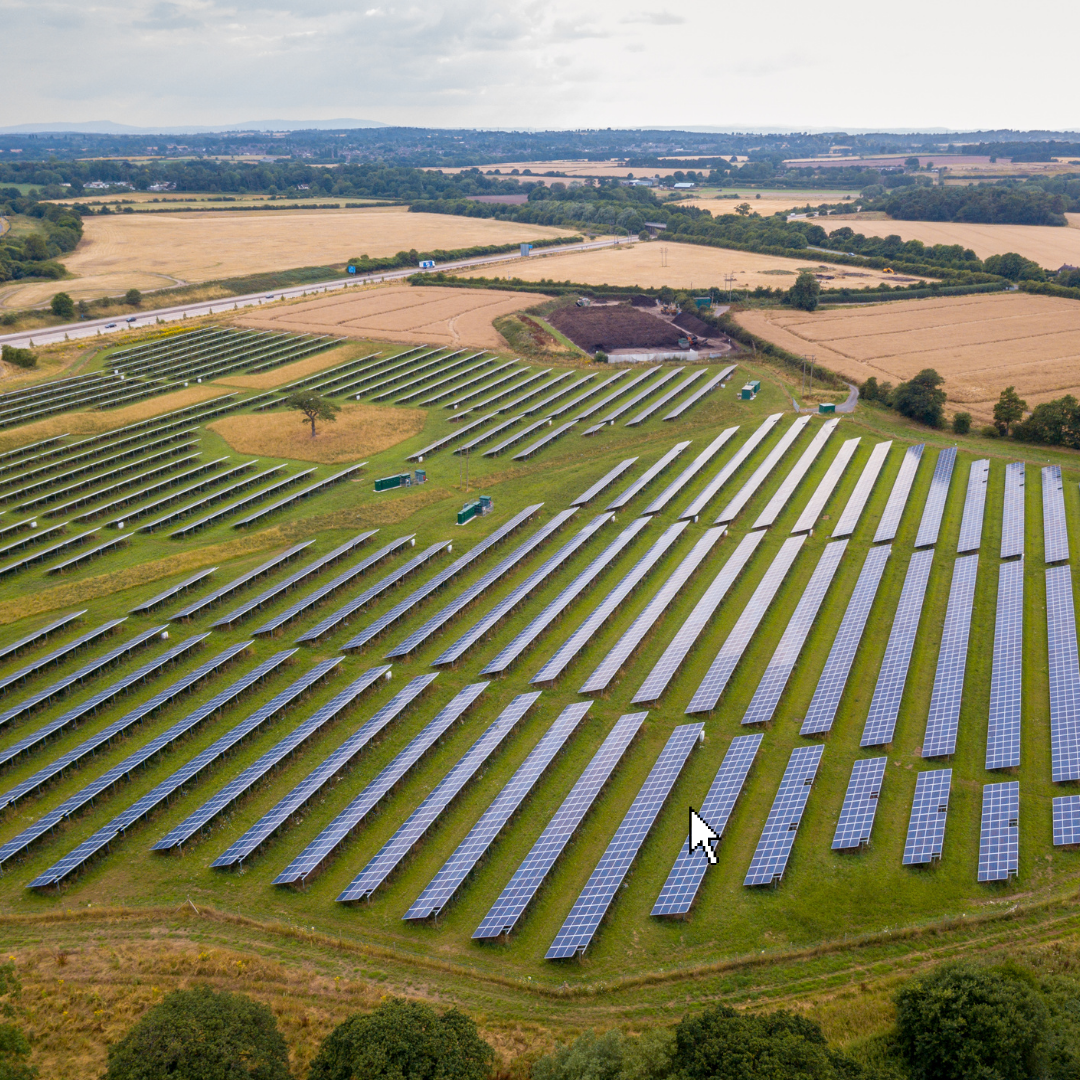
[
  {"left": 787, "top": 271, "right": 821, "bottom": 312},
  {"left": 892, "top": 368, "right": 946, "bottom": 428},
  {"left": 994, "top": 385, "right": 1026, "bottom": 435},
  {"left": 285, "top": 391, "right": 339, "bottom": 438}
]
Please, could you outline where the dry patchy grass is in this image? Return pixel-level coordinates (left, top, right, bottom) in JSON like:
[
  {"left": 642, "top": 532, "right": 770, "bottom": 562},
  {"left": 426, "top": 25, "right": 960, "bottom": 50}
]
[
  {"left": 236, "top": 283, "right": 551, "bottom": 349},
  {"left": 735, "top": 291, "right": 1080, "bottom": 420},
  {"left": 208, "top": 401, "right": 426, "bottom": 463}
]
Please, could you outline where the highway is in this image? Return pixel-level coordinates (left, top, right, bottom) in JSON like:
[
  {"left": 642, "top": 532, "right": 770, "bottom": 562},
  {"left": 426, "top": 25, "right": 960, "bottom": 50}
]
[{"left": 0, "top": 235, "right": 638, "bottom": 351}]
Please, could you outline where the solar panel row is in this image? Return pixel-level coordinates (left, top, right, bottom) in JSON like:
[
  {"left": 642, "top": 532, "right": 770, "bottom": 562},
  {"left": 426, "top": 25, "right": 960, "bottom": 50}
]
[
  {"left": 473, "top": 711, "right": 645, "bottom": 939},
  {"left": 922, "top": 553, "right": 979, "bottom": 758},
  {"left": 138, "top": 463, "right": 287, "bottom": 533},
  {"left": 387, "top": 509, "right": 575, "bottom": 658},
  {"left": 46, "top": 534, "right": 129, "bottom": 574},
  {"left": 626, "top": 370, "right": 706, "bottom": 426},
  {"left": 606, "top": 442, "right": 690, "bottom": 510},
  {"left": 396, "top": 358, "right": 494, "bottom": 404},
  {"left": 860, "top": 550, "right": 935, "bottom": 747},
  {"left": 1000, "top": 462, "right": 1025, "bottom": 559},
  {"left": 481, "top": 517, "right": 653, "bottom": 676},
  {"left": 986, "top": 559, "right": 1024, "bottom": 770},
  {"left": 55, "top": 452, "right": 207, "bottom": 520},
  {"left": 1043, "top": 465, "right": 1070, "bottom": 564},
  {"left": 978, "top": 781, "right": 1019, "bottom": 882},
  {"left": 832, "top": 757, "right": 888, "bottom": 851},
  {"left": 801, "top": 545, "right": 892, "bottom": 735},
  {"left": 914, "top": 446, "right": 957, "bottom": 548},
  {"left": 434, "top": 514, "right": 611, "bottom": 667},
  {"left": 956, "top": 459, "right": 989, "bottom": 553},
  {"left": 272, "top": 682, "right": 488, "bottom": 886},
  {"left": 404, "top": 701, "right": 592, "bottom": 921},
  {"left": 446, "top": 367, "right": 542, "bottom": 412},
  {"left": 231, "top": 464, "right": 365, "bottom": 528},
  {"left": 642, "top": 429, "right": 738, "bottom": 515},
  {"left": 212, "top": 673, "right": 439, "bottom": 868},
  {"left": 873, "top": 443, "right": 924, "bottom": 543},
  {"left": 570, "top": 458, "right": 638, "bottom": 506},
  {"left": 633, "top": 529, "right": 766, "bottom": 704},
  {"left": 546, "top": 723, "right": 702, "bottom": 958},
  {"left": 580, "top": 527, "right": 725, "bottom": 694},
  {"left": 372, "top": 351, "right": 482, "bottom": 402},
  {"left": 1047, "top": 564, "right": 1080, "bottom": 782},
  {"left": 0, "top": 618, "right": 124, "bottom": 695},
  {"left": 652, "top": 733, "right": 762, "bottom": 915},
  {"left": 741, "top": 540, "right": 848, "bottom": 726},
  {"left": 573, "top": 368, "right": 658, "bottom": 423},
  {"left": 407, "top": 411, "right": 502, "bottom": 461},
  {"left": 751, "top": 417, "right": 840, "bottom": 529},
  {"left": 902, "top": 769, "right": 952, "bottom": 865},
  {"left": 1053, "top": 795, "right": 1080, "bottom": 846},
  {"left": 483, "top": 414, "right": 557, "bottom": 458},
  {"left": 418, "top": 362, "right": 521, "bottom": 406},
  {"left": 512, "top": 420, "right": 577, "bottom": 460},
  {"left": 518, "top": 374, "right": 597, "bottom": 418},
  {"left": 582, "top": 367, "right": 685, "bottom": 431},
  {"left": 547, "top": 371, "right": 630, "bottom": 420},
  {"left": 0, "top": 610, "right": 85, "bottom": 664},
  {"left": 0, "top": 528, "right": 103, "bottom": 578},
  {"left": 791, "top": 437, "right": 861, "bottom": 535},
  {"left": 361, "top": 349, "right": 462, "bottom": 399},
  {"left": 532, "top": 520, "right": 689, "bottom": 684},
  {"left": 171, "top": 467, "right": 318, "bottom": 537},
  {"left": 663, "top": 365, "right": 737, "bottom": 420},
  {"left": 130, "top": 569, "right": 217, "bottom": 615},
  {"left": 112, "top": 460, "right": 257, "bottom": 527},
  {"left": 832, "top": 440, "right": 892, "bottom": 538},
  {"left": 685, "top": 534, "right": 807, "bottom": 714}
]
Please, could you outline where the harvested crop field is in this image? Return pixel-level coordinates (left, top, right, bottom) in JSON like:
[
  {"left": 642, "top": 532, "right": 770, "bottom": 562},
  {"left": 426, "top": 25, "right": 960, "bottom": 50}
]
[
  {"left": 548, "top": 304, "right": 683, "bottom": 352},
  {"left": 459, "top": 240, "right": 916, "bottom": 290},
  {"left": 235, "top": 283, "right": 551, "bottom": 349},
  {"left": 208, "top": 402, "right": 426, "bottom": 463},
  {"left": 0, "top": 207, "right": 566, "bottom": 310},
  {"left": 736, "top": 292, "right": 1080, "bottom": 420},
  {"left": 810, "top": 212, "right": 1080, "bottom": 268}
]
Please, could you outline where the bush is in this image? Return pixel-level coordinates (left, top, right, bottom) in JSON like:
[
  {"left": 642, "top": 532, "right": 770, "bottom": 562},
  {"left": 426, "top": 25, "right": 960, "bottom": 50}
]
[
  {"left": 892, "top": 368, "right": 946, "bottom": 428},
  {"left": 125, "top": 288, "right": 142, "bottom": 307},
  {"left": 533, "top": 1029, "right": 674, "bottom": 1080},
  {"left": 50, "top": 292, "right": 74, "bottom": 318},
  {"left": 1012, "top": 394, "right": 1080, "bottom": 447},
  {"left": 0, "top": 962, "right": 34, "bottom": 1080},
  {"left": 786, "top": 271, "right": 821, "bottom": 311},
  {"left": 0, "top": 314, "right": 16, "bottom": 327},
  {"left": 104, "top": 985, "right": 289, "bottom": 1080},
  {"left": 980, "top": 424, "right": 1000, "bottom": 438},
  {"left": 308, "top": 997, "right": 494, "bottom": 1080},
  {"left": 951, "top": 412, "right": 971, "bottom": 435},
  {"left": 1, "top": 346, "right": 36, "bottom": 370},
  {"left": 859, "top": 376, "right": 880, "bottom": 401},
  {"left": 894, "top": 961, "right": 1049, "bottom": 1080},
  {"left": 594, "top": 350, "right": 608, "bottom": 363}
]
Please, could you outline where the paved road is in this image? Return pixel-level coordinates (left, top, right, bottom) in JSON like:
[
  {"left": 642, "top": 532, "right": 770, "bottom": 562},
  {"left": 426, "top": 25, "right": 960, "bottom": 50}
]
[{"left": 0, "top": 235, "right": 639, "bottom": 351}]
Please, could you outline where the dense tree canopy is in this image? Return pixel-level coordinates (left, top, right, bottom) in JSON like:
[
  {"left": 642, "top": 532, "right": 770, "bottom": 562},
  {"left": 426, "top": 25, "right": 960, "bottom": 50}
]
[{"left": 891, "top": 369, "right": 947, "bottom": 427}]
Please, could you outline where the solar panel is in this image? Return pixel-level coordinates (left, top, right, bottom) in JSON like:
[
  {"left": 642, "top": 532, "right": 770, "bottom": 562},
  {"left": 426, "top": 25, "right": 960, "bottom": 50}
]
[
  {"left": 481, "top": 517, "right": 652, "bottom": 676},
  {"left": 606, "top": 442, "right": 690, "bottom": 510},
  {"left": 956, "top": 459, "right": 989, "bottom": 553},
  {"left": 512, "top": 420, "right": 577, "bottom": 460},
  {"left": 643, "top": 429, "right": 739, "bottom": 515},
  {"left": 45, "top": 534, "right": 129, "bottom": 574},
  {"left": 173, "top": 542, "right": 314, "bottom": 619},
  {"left": 407, "top": 411, "right": 502, "bottom": 461},
  {"left": 914, "top": 446, "right": 957, "bottom": 548},
  {"left": 581, "top": 369, "right": 685, "bottom": 434},
  {"left": 547, "top": 371, "right": 630, "bottom": 420},
  {"left": 211, "top": 531, "right": 377, "bottom": 629},
  {"left": 474, "top": 711, "right": 644, "bottom": 939},
  {"left": 1043, "top": 465, "right": 1070, "bottom": 564},
  {"left": 1047, "top": 564, "right": 1080, "bottom": 782},
  {"left": 715, "top": 416, "right": 812, "bottom": 525},
  {"left": 580, "top": 527, "right": 725, "bottom": 694},
  {"left": 986, "top": 559, "right": 1024, "bottom": 770},
  {"left": 1053, "top": 795, "right": 1080, "bottom": 846},
  {"left": 519, "top": 374, "right": 597, "bottom": 418},
  {"left": 483, "top": 414, "right": 558, "bottom": 458},
  {"left": 651, "top": 733, "right": 762, "bottom": 916},
  {"left": 71, "top": 456, "right": 226, "bottom": 523},
  {"left": 20, "top": 649, "right": 289, "bottom": 882},
  {"left": 0, "top": 640, "right": 249, "bottom": 817},
  {"left": 435, "top": 514, "right": 610, "bottom": 666},
  {"left": 792, "top": 437, "right": 861, "bottom": 534},
  {"left": 0, "top": 521, "right": 68, "bottom": 561},
  {"left": 831, "top": 440, "right": 892, "bottom": 538},
  {"left": 573, "top": 368, "right": 658, "bottom": 423},
  {"left": 860, "top": 549, "right": 935, "bottom": 747},
  {"left": 231, "top": 465, "right": 365, "bottom": 528},
  {"left": 626, "top": 370, "right": 705, "bottom": 426},
  {"left": 902, "top": 769, "right": 952, "bottom": 865},
  {"left": 0, "top": 610, "right": 84, "bottom": 664},
  {"left": 115, "top": 460, "right": 258, "bottom": 527},
  {"left": 138, "top": 464, "right": 287, "bottom": 533},
  {"left": 571, "top": 459, "right": 638, "bottom": 506},
  {"left": 171, "top": 468, "right": 317, "bottom": 537},
  {"left": 633, "top": 529, "right": 765, "bottom": 704},
  {"left": 752, "top": 418, "right": 840, "bottom": 529},
  {"left": 744, "top": 744, "right": 824, "bottom": 885},
  {"left": 404, "top": 701, "right": 592, "bottom": 920},
  {"left": 0, "top": 528, "right": 104, "bottom": 579},
  {"left": 1000, "top": 462, "right": 1025, "bottom": 559},
  {"left": 273, "top": 682, "right": 488, "bottom": 886},
  {"left": 0, "top": 618, "right": 122, "bottom": 696},
  {"left": 0, "top": 623, "right": 165, "bottom": 731},
  {"left": 801, "top": 545, "right": 892, "bottom": 735},
  {"left": 213, "top": 673, "right": 438, "bottom": 868},
  {"left": 154, "top": 662, "right": 390, "bottom": 850},
  {"left": 372, "top": 351, "right": 483, "bottom": 402},
  {"left": 455, "top": 415, "right": 527, "bottom": 455},
  {"left": 922, "top": 553, "right": 979, "bottom": 758},
  {"left": 0, "top": 631, "right": 200, "bottom": 770},
  {"left": 685, "top": 534, "right": 807, "bottom": 714},
  {"left": 978, "top": 781, "right": 1019, "bottom": 882},
  {"left": 663, "top": 365, "right": 736, "bottom": 420},
  {"left": 546, "top": 723, "right": 703, "bottom": 958},
  {"left": 337, "top": 691, "right": 539, "bottom": 902},
  {"left": 832, "top": 757, "right": 887, "bottom": 850},
  {"left": 873, "top": 443, "right": 924, "bottom": 543},
  {"left": 465, "top": 369, "right": 551, "bottom": 412},
  {"left": 387, "top": 509, "right": 575, "bottom": 658},
  {"left": 741, "top": 540, "right": 848, "bottom": 725},
  {"left": 441, "top": 368, "right": 533, "bottom": 412},
  {"left": 419, "top": 362, "right": 521, "bottom": 406},
  {"left": 532, "top": 520, "right": 688, "bottom": 684},
  {"left": 396, "top": 359, "right": 493, "bottom": 404}
]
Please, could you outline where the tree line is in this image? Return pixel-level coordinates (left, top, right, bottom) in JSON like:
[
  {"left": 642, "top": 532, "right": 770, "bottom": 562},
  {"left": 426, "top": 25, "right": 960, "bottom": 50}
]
[{"left": 0, "top": 190, "right": 83, "bottom": 285}]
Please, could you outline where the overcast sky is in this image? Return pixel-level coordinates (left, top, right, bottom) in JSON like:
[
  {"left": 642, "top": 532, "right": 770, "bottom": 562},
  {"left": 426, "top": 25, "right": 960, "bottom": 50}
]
[{"left": 4, "top": 0, "right": 1079, "bottom": 132}]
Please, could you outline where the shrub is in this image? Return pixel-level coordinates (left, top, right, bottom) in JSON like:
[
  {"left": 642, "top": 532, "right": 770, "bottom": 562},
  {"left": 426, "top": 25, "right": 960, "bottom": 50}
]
[
  {"left": 980, "top": 424, "right": 1000, "bottom": 438},
  {"left": 534, "top": 1029, "right": 673, "bottom": 1080},
  {"left": 0, "top": 314, "right": 16, "bottom": 327},
  {"left": 951, "top": 412, "right": 971, "bottom": 435},
  {"left": 125, "top": 288, "right": 142, "bottom": 307},
  {"left": 105, "top": 985, "right": 289, "bottom": 1080},
  {"left": 308, "top": 997, "right": 494, "bottom": 1080},
  {"left": 786, "top": 271, "right": 821, "bottom": 311},
  {"left": 594, "top": 350, "right": 608, "bottom": 363},
  {"left": 1, "top": 346, "right": 36, "bottom": 370},
  {"left": 859, "top": 376, "right": 880, "bottom": 402},
  {"left": 49, "top": 292, "right": 74, "bottom": 319},
  {"left": 0, "top": 961, "right": 34, "bottom": 1080},
  {"left": 892, "top": 368, "right": 946, "bottom": 428}
]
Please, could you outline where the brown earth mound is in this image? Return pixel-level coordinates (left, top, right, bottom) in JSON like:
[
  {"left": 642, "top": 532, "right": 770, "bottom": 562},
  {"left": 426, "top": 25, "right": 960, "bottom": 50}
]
[
  {"left": 547, "top": 304, "right": 683, "bottom": 352},
  {"left": 630, "top": 295, "right": 658, "bottom": 307},
  {"left": 673, "top": 310, "right": 712, "bottom": 336}
]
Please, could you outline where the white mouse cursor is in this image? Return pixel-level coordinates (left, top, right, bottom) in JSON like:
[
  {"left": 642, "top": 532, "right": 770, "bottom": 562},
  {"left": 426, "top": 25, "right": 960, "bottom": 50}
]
[{"left": 689, "top": 808, "right": 719, "bottom": 865}]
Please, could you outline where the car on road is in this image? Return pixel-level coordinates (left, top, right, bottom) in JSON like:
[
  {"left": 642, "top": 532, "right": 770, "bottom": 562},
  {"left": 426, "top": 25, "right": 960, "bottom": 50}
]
[{"left": 105, "top": 322, "right": 117, "bottom": 328}]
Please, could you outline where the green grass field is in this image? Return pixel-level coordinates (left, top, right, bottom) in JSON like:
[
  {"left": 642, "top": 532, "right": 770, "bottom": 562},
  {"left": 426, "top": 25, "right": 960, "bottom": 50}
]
[{"left": 2, "top": 335, "right": 1080, "bottom": 1073}]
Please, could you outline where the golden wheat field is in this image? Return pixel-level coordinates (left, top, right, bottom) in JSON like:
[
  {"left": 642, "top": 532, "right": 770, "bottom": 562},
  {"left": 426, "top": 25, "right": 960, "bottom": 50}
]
[
  {"left": 458, "top": 239, "right": 917, "bottom": 290},
  {"left": 0, "top": 208, "right": 567, "bottom": 310},
  {"left": 236, "top": 283, "right": 551, "bottom": 348},
  {"left": 810, "top": 212, "right": 1080, "bottom": 268},
  {"left": 208, "top": 402, "right": 427, "bottom": 463},
  {"left": 736, "top": 292, "right": 1080, "bottom": 420}
]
